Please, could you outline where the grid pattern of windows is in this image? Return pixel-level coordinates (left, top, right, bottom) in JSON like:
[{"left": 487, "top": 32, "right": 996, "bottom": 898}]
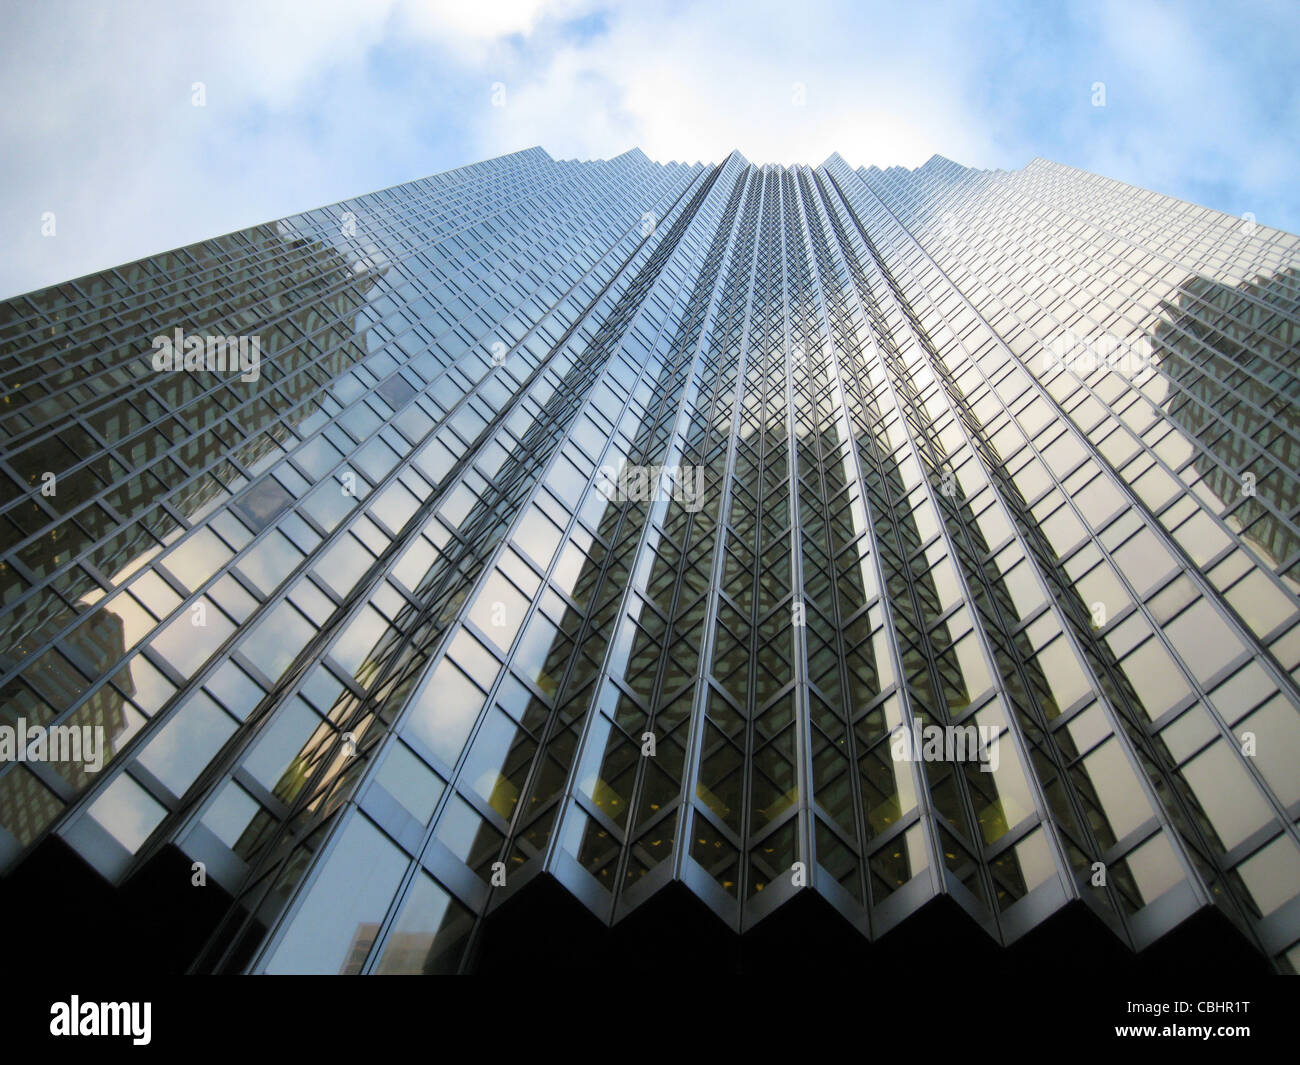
[{"left": 0, "top": 147, "right": 1297, "bottom": 974}]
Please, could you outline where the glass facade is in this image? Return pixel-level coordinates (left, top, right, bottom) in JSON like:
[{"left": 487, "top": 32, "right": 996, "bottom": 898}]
[{"left": 1, "top": 147, "right": 1297, "bottom": 974}]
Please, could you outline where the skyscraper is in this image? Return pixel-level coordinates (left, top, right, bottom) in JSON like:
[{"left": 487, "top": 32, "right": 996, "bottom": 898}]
[{"left": 1, "top": 147, "right": 1297, "bottom": 975}]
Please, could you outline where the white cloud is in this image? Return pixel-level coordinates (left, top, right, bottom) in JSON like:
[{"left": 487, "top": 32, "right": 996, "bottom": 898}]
[
  {"left": 400, "top": 0, "right": 593, "bottom": 42},
  {"left": 0, "top": 0, "right": 1295, "bottom": 301},
  {"left": 472, "top": 1, "right": 992, "bottom": 168}
]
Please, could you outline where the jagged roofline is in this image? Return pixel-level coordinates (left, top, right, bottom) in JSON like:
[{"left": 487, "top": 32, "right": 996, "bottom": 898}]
[{"left": 530, "top": 145, "right": 974, "bottom": 171}]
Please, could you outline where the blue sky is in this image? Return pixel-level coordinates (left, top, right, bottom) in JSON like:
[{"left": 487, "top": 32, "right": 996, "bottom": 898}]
[{"left": 1, "top": 0, "right": 1296, "bottom": 301}]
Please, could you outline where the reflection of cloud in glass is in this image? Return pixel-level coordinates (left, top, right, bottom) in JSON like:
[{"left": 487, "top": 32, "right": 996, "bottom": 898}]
[
  {"left": 87, "top": 773, "right": 167, "bottom": 853},
  {"left": 262, "top": 815, "right": 407, "bottom": 975}
]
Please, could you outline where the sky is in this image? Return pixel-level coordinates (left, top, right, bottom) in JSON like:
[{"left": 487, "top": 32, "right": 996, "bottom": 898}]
[{"left": 0, "top": 0, "right": 1296, "bottom": 301}]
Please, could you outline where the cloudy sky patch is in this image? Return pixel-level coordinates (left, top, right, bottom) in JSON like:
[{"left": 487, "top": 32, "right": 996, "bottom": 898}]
[{"left": 1, "top": 0, "right": 1295, "bottom": 300}]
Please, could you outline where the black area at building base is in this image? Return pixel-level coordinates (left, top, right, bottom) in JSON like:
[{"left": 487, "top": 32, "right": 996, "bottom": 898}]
[
  {"left": 0, "top": 838, "right": 1276, "bottom": 980},
  {"left": 0, "top": 848, "right": 1287, "bottom": 1054},
  {"left": 0, "top": 836, "right": 232, "bottom": 977},
  {"left": 469, "top": 871, "right": 1273, "bottom": 978}
]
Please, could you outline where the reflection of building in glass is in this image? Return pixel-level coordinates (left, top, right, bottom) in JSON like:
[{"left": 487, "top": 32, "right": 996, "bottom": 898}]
[
  {"left": 0, "top": 222, "right": 383, "bottom": 853},
  {"left": 0, "top": 606, "right": 131, "bottom": 844},
  {"left": 1, "top": 148, "right": 1297, "bottom": 976},
  {"left": 1152, "top": 267, "right": 1300, "bottom": 580}
]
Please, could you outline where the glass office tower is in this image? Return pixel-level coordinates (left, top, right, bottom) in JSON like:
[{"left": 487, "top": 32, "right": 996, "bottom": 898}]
[{"left": 1, "top": 147, "right": 1297, "bottom": 974}]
